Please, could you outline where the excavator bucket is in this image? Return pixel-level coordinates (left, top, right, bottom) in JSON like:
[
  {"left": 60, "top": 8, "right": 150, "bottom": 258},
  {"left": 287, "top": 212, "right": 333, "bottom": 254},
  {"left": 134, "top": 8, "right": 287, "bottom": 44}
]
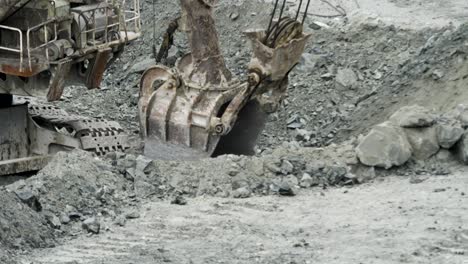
[{"left": 139, "top": 0, "right": 311, "bottom": 160}]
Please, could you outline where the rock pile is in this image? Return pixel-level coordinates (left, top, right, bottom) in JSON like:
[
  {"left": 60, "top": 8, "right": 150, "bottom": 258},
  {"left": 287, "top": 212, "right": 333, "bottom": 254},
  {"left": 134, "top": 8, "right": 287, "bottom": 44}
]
[
  {"left": 115, "top": 142, "right": 364, "bottom": 199},
  {"left": 0, "top": 150, "right": 137, "bottom": 252},
  {"left": 8, "top": 151, "right": 131, "bottom": 221},
  {"left": 0, "top": 190, "right": 54, "bottom": 250},
  {"left": 356, "top": 104, "right": 467, "bottom": 169}
]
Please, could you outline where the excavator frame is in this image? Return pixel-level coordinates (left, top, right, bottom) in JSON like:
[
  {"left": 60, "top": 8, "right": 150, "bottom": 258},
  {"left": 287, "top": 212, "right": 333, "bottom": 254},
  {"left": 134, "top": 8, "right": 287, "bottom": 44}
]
[{"left": 0, "top": 0, "right": 141, "bottom": 175}]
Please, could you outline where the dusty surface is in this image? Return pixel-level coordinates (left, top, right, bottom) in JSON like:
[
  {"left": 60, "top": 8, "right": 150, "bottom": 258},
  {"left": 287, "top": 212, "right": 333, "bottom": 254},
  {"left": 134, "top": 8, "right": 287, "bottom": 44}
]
[
  {"left": 21, "top": 170, "right": 468, "bottom": 264},
  {"left": 293, "top": 0, "right": 468, "bottom": 29}
]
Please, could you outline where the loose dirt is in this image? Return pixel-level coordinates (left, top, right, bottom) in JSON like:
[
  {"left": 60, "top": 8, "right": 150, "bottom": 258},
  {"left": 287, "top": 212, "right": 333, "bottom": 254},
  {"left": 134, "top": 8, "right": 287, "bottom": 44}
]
[{"left": 21, "top": 170, "right": 468, "bottom": 264}]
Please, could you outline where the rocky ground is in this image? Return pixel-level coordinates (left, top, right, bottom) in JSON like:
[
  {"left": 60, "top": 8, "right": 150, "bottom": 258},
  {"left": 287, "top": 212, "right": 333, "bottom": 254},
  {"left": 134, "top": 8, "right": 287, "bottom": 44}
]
[
  {"left": 17, "top": 173, "right": 468, "bottom": 264},
  {"left": 2, "top": 0, "right": 468, "bottom": 263}
]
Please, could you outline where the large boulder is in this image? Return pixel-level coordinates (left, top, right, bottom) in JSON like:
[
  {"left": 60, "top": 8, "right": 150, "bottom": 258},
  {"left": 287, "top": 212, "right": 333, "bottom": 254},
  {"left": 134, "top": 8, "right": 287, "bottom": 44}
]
[
  {"left": 356, "top": 122, "right": 412, "bottom": 169},
  {"left": 436, "top": 123, "right": 464, "bottom": 149},
  {"left": 404, "top": 127, "right": 440, "bottom": 160},
  {"left": 389, "top": 105, "right": 436, "bottom": 128}
]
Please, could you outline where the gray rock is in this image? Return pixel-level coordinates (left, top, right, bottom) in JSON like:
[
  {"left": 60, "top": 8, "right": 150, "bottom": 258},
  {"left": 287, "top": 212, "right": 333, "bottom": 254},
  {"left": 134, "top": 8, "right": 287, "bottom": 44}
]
[
  {"left": 232, "top": 187, "right": 252, "bottom": 199},
  {"left": 431, "top": 69, "right": 444, "bottom": 80},
  {"left": 356, "top": 122, "right": 412, "bottom": 169},
  {"left": 320, "top": 72, "right": 334, "bottom": 80},
  {"left": 409, "top": 175, "right": 428, "bottom": 184},
  {"left": 404, "top": 127, "right": 440, "bottom": 160},
  {"left": 68, "top": 211, "right": 83, "bottom": 220},
  {"left": 295, "top": 129, "right": 313, "bottom": 142},
  {"left": 459, "top": 114, "right": 468, "bottom": 129},
  {"left": 325, "top": 165, "right": 348, "bottom": 184},
  {"left": 297, "top": 53, "right": 317, "bottom": 73},
  {"left": 228, "top": 163, "right": 241, "bottom": 176},
  {"left": 264, "top": 160, "right": 282, "bottom": 174},
  {"left": 14, "top": 190, "right": 41, "bottom": 211},
  {"left": 455, "top": 131, "right": 468, "bottom": 164},
  {"left": 229, "top": 12, "right": 239, "bottom": 20},
  {"left": 309, "top": 21, "right": 330, "bottom": 30},
  {"left": 305, "top": 161, "right": 325, "bottom": 176},
  {"left": 389, "top": 105, "right": 436, "bottom": 128},
  {"left": 435, "top": 149, "right": 456, "bottom": 163},
  {"left": 114, "top": 215, "right": 126, "bottom": 227},
  {"left": 60, "top": 214, "right": 71, "bottom": 225},
  {"left": 448, "top": 104, "right": 468, "bottom": 128},
  {"left": 299, "top": 173, "right": 318, "bottom": 188},
  {"left": 284, "top": 174, "right": 299, "bottom": 187},
  {"left": 125, "top": 211, "right": 140, "bottom": 219},
  {"left": 287, "top": 121, "right": 303, "bottom": 129},
  {"left": 125, "top": 167, "right": 135, "bottom": 180},
  {"left": 129, "top": 58, "right": 155, "bottom": 74},
  {"left": 134, "top": 181, "right": 156, "bottom": 199},
  {"left": 280, "top": 160, "right": 294, "bottom": 175},
  {"left": 349, "top": 165, "right": 376, "bottom": 183},
  {"left": 421, "top": 34, "right": 438, "bottom": 53},
  {"left": 251, "top": 158, "right": 265, "bottom": 176},
  {"left": 117, "top": 154, "right": 137, "bottom": 171},
  {"left": 135, "top": 155, "right": 155, "bottom": 175},
  {"left": 171, "top": 195, "right": 188, "bottom": 205},
  {"left": 45, "top": 214, "right": 61, "bottom": 229},
  {"left": 436, "top": 124, "right": 464, "bottom": 149},
  {"left": 278, "top": 181, "right": 296, "bottom": 196},
  {"left": 82, "top": 217, "right": 100, "bottom": 234},
  {"left": 335, "top": 68, "right": 358, "bottom": 89}
]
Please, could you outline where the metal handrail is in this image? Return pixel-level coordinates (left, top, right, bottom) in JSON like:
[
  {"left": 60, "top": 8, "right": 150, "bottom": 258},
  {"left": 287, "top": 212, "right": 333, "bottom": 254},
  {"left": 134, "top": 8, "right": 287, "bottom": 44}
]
[
  {"left": 26, "top": 19, "right": 58, "bottom": 70},
  {"left": 73, "top": 0, "right": 141, "bottom": 49},
  {"left": 0, "top": 0, "right": 141, "bottom": 73},
  {"left": 0, "top": 25, "right": 23, "bottom": 71},
  {"left": 122, "top": 0, "right": 141, "bottom": 40}
]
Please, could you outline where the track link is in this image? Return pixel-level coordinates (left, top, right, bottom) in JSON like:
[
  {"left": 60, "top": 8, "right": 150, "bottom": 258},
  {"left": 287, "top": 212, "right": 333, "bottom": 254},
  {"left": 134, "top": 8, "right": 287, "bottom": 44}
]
[{"left": 28, "top": 102, "right": 130, "bottom": 155}]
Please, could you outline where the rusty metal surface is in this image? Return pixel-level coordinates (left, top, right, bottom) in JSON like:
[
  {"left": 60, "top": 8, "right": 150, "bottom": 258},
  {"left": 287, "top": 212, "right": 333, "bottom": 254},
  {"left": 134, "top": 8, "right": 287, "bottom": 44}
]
[
  {"left": 139, "top": 65, "right": 177, "bottom": 137},
  {"left": 47, "top": 59, "right": 72, "bottom": 101},
  {"left": 85, "top": 48, "right": 112, "bottom": 89},
  {"left": 140, "top": 64, "right": 245, "bottom": 159},
  {"left": 0, "top": 61, "right": 49, "bottom": 77},
  {"left": 245, "top": 28, "right": 311, "bottom": 81},
  {"left": 180, "top": 0, "right": 232, "bottom": 87}
]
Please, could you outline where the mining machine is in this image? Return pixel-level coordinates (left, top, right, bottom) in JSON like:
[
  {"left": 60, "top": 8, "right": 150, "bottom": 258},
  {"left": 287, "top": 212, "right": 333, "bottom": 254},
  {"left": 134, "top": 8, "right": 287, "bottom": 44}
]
[{"left": 0, "top": 0, "right": 141, "bottom": 175}]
